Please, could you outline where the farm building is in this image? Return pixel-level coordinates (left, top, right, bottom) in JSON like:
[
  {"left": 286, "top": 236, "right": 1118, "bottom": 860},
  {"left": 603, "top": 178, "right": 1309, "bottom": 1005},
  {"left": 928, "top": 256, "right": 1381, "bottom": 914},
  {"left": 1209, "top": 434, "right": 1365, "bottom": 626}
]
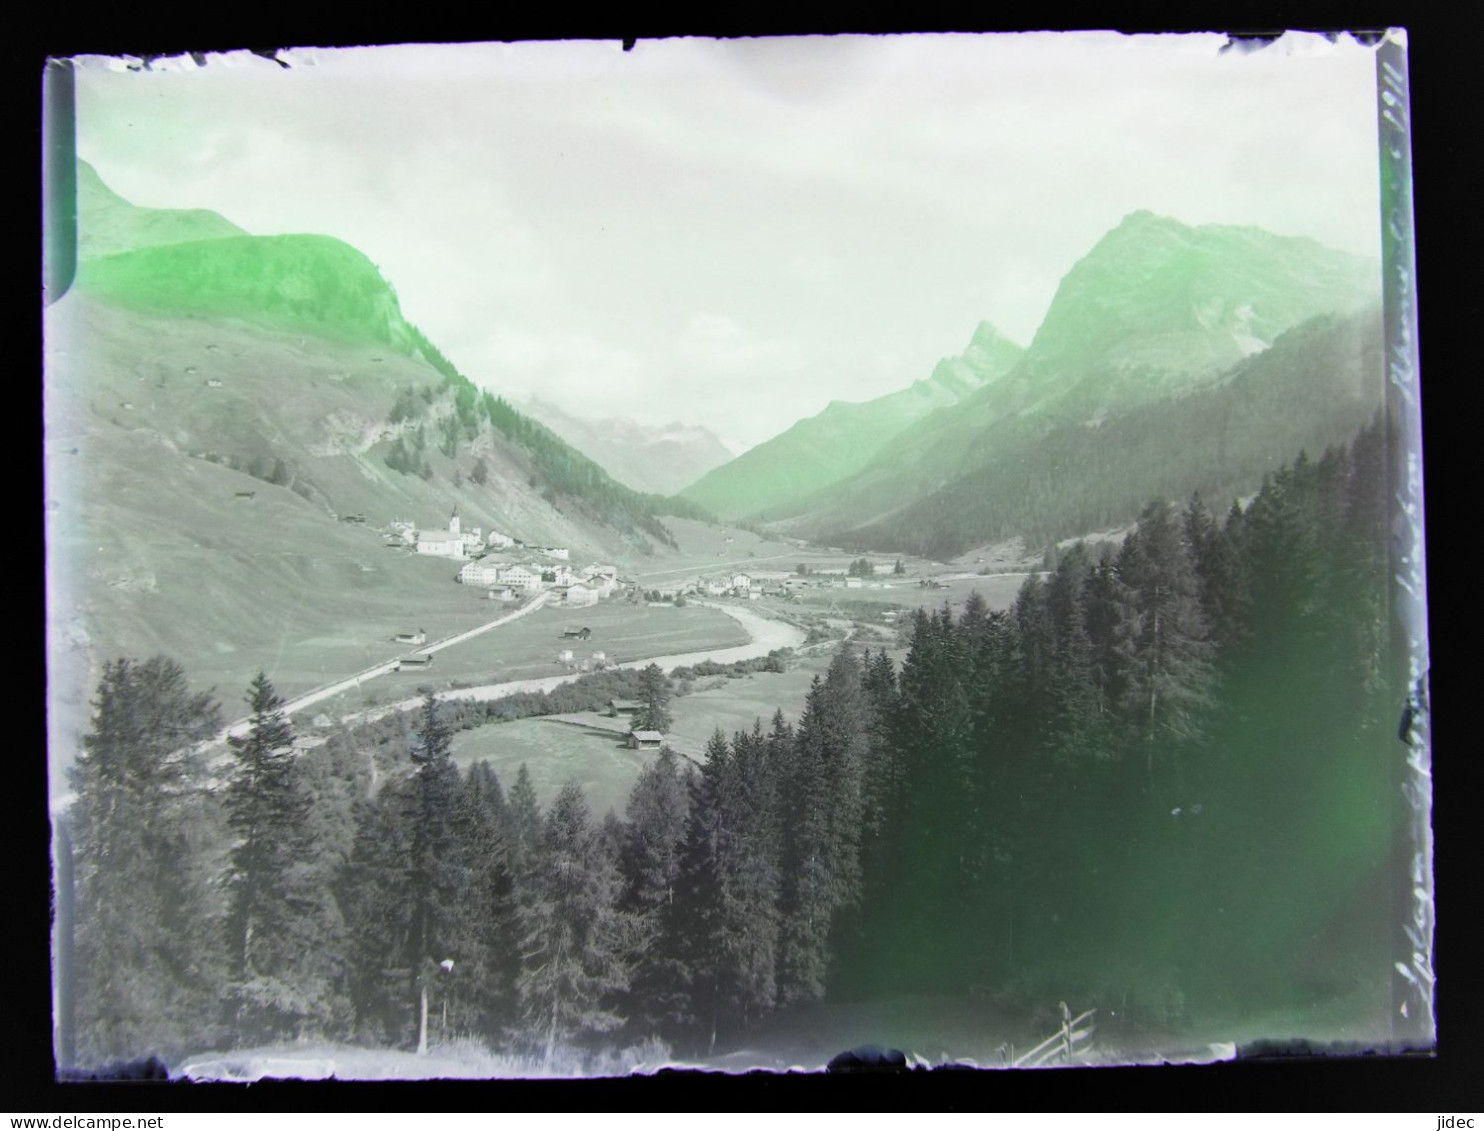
[
  {"left": 393, "top": 630, "right": 427, "bottom": 645},
  {"left": 563, "top": 626, "right": 593, "bottom": 639},
  {"left": 395, "top": 654, "right": 434, "bottom": 671},
  {"left": 628, "top": 730, "right": 664, "bottom": 750},
  {"left": 562, "top": 583, "right": 599, "bottom": 608},
  {"left": 541, "top": 546, "right": 570, "bottom": 561},
  {"left": 487, "top": 586, "right": 520, "bottom": 602},
  {"left": 610, "top": 698, "right": 643, "bottom": 718},
  {"left": 557, "top": 649, "right": 575, "bottom": 664}
]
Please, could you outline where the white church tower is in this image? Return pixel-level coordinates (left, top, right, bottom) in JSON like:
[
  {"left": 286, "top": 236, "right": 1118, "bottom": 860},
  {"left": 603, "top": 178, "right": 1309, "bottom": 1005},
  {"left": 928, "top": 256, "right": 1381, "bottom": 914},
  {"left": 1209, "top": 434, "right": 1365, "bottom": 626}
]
[{"left": 449, "top": 506, "right": 461, "bottom": 537}]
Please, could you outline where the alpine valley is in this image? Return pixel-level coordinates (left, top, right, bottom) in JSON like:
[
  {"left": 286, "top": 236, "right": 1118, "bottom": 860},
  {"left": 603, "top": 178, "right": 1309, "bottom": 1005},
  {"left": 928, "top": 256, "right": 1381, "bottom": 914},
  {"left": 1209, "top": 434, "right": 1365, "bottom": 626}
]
[{"left": 47, "top": 159, "right": 1408, "bottom": 1077}]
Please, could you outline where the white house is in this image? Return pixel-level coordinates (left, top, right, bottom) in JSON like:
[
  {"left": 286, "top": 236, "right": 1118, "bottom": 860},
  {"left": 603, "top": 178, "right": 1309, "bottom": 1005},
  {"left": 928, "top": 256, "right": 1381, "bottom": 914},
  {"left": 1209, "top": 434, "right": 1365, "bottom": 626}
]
[
  {"left": 459, "top": 559, "right": 504, "bottom": 586},
  {"left": 541, "top": 546, "right": 570, "bottom": 561},
  {"left": 487, "top": 529, "right": 514, "bottom": 550},
  {"left": 562, "top": 583, "right": 599, "bottom": 608},
  {"left": 460, "top": 527, "right": 484, "bottom": 551},
  {"left": 730, "top": 573, "right": 753, "bottom": 591},
  {"left": 705, "top": 579, "right": 730, "bottom": 597},
  {"left": 499, "top": 565, "right": 542, "bottom": 592}
]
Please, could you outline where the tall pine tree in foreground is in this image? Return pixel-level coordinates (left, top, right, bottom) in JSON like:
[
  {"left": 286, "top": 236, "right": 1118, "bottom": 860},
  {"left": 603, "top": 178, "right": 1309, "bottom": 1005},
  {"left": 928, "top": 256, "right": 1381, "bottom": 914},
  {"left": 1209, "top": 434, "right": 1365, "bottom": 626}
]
[
  {"left": 514, "top": 781, "right": 632, "bottom": 1066},
  {"left": 407, "top": 691, "right": 466, "bottom": 1053},
  {"left": 67, "top": 657, "right": 224, "bottom": 1064},
  {"left": 617, "top": 747, "right": 693, "bottom": 1038},
  {"left": 223, "top": 672, "right": 315, "bottom": 1041}
]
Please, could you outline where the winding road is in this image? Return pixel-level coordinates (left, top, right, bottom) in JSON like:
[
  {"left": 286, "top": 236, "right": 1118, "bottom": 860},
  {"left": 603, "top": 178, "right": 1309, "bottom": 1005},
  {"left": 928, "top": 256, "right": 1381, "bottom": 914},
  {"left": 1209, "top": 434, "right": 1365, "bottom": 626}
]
[
  {"left": 217, "top": 592, "right": 552, "bottom": 741},
  {"left": 334, "top": 599, "right": 807, "bottom": 731}
]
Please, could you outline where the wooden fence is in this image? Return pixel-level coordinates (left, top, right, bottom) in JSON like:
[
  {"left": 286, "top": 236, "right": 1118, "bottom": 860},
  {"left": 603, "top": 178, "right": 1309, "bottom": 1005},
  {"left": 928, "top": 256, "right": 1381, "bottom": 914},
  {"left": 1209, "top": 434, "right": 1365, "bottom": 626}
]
[{"left": 1010, "top": 1002, "right": 1096, "bottom": 1068}]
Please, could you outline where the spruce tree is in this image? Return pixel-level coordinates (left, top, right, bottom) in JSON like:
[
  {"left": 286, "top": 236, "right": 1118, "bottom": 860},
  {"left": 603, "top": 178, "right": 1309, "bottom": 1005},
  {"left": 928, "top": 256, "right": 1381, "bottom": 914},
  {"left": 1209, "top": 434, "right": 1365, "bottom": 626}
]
[
  {"left": 673, "top": 729, "right": 780, "bottom": 1052},
  {"left": 407, "top": 692, "right": 466, "bottom": 1052},
  {"left": 618, "top": 748, "right": 692, "bottom": 1037},
  {"left": 340, "top": 789, "right": 417, "bottom": 1046},
  {"left": 1112, "top": 501, "right": 1216, "bottom": 770},
  {"left": 444, "top": 762, "right": 518, "bottom": 1041},
  {"left": 223, "top": 672, "right": 314, "bottom": 1041},
  {"left": 633, "top": 663, "right": 673, "bottom": 734},
  {"left": 67, "top": 657, "right": 223, "bottom": 1064},
  {"left": 514, "top": 782, "right": 631, "bottom": 1065}
]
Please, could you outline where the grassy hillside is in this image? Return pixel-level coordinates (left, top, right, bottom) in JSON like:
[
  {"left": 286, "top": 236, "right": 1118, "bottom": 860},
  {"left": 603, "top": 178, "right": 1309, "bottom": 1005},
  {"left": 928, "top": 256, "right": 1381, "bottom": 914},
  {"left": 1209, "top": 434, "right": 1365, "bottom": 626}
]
[
  {"left": 76, "top": 233, "right": 417, "bottom": 350},
  {"left": 76, "top": 158, "right": 249, "bottom": 259},
  {"left": 42, "top": 285, "right": 706, "bottom": 781}
]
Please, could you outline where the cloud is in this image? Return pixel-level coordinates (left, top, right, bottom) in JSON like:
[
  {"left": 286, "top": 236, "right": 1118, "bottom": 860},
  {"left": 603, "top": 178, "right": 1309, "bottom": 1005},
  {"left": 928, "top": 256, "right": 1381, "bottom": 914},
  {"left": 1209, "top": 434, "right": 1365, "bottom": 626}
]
[{"left": 673, "top": 313, "right": 805, "bottom": 377}]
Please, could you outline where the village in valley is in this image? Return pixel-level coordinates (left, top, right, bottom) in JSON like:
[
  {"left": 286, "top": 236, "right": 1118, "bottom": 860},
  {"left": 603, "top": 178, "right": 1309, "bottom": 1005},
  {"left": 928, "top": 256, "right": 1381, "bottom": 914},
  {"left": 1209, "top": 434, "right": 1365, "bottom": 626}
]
[{"left": 298, "top": 500, "right": 1038, "bottom": 769}]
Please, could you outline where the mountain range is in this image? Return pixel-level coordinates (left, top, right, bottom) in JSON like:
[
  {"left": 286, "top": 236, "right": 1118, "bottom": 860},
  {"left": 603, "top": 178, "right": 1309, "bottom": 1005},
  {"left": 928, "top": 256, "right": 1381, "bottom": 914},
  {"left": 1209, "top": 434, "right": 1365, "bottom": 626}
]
[
  {"left": 681, "top": 320, "right": 1025, "bottom": 520},
  {"left": 689, "top": 210, "right": 1383, "bottom": 555},
  {"left": 520, "top": 398, "right": 740, "bottom": 498}
]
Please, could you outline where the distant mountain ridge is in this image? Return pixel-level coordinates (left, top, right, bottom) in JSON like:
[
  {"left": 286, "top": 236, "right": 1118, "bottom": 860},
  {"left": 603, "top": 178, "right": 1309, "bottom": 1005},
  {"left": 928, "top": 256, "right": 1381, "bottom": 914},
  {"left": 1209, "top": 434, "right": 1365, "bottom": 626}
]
[
  {"left": 77, "top": 158, "right": 249, "bottom": 259},
  {"left": 679, "top": 320, "right": 1024, "bottom": 520},
  {"left": 520, "top": 398, "right": 739, "bottom": 497},
  {"left": 765, "top": 210, "right": 1382, "bottom": 554}
]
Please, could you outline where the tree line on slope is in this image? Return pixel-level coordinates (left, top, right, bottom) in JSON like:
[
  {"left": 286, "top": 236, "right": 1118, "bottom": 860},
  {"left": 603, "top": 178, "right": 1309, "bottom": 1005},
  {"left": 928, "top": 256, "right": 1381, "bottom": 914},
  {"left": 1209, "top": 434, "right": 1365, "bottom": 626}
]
[
  {"left": 60, "top": 416, "right": 1401, "bottom": 1068},
  {"left": 386, "top": 327, "right": 714, "bottom": 545},
  {"left": 820, "top": 312, "right": 1383, "bottom": 558}
]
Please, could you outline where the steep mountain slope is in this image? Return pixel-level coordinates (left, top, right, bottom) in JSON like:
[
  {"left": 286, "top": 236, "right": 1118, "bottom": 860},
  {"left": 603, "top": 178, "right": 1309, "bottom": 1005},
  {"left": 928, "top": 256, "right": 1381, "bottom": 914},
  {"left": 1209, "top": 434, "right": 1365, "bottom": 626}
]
[
  {"left": 776, "top": 212, "right": 1381, "bottom": 548},
  {"left": 680, "top": 321, "right": 1023, "bottom": 519},
  {"left": 521, "top": 398, "right": 739, "bottom": 497},
  {"left": 44, "top": 166, "right": 707, "bottom": 771},
  {"left": 824, "top": 308, "right": 1384, "bottom": 557},
  {"left": 77, "top": 157, "right": 249, "bottom": 259}
]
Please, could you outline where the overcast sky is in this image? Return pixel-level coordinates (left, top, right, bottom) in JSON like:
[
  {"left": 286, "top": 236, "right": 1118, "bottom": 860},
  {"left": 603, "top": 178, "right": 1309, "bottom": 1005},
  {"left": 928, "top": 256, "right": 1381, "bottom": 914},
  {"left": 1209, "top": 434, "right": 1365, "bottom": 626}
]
[{"left": 73, "top": 32, "right": 1383, "bottom": 447}]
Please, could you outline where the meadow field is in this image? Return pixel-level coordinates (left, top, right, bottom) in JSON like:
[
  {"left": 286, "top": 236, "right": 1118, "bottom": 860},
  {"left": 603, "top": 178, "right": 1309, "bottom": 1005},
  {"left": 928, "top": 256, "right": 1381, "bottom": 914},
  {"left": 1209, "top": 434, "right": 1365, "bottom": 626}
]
[
  {"left": 449, "top": 716, "right": 654, "bottom": 818},
  {"left": 307, "top": 599, "right": 751, "bottom": 717}
]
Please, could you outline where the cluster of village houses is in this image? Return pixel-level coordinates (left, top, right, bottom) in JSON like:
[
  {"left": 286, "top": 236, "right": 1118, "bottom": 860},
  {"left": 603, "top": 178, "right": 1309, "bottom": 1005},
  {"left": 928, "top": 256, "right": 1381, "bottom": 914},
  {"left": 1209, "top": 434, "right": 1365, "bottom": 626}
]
[
  {"left": 385, "top": 510, "right": 901, "bottom": 611},
  {"left": 382, "top": 510, "right": 621, "bottom": 608}
]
